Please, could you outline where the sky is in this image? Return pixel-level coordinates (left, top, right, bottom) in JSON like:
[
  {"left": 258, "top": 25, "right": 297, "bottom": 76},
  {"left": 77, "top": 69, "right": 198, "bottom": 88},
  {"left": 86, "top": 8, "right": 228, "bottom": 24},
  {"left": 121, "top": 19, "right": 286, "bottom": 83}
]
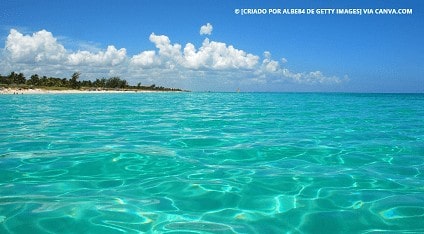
[{"left": 0, "top": 0, "right": 423, "bottom": 92}]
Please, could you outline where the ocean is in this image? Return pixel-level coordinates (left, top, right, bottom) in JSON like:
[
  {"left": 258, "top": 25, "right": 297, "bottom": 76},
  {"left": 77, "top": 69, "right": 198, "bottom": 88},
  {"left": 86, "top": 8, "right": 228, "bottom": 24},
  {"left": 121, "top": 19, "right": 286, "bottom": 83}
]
[{"left": 0, "top": 92, "right": 423, "bottom": 233}]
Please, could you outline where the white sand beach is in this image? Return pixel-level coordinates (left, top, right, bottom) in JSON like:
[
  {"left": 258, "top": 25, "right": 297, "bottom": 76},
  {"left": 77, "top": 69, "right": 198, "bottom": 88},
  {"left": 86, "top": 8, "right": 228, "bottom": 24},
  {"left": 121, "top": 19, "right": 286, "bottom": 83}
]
[{"left": 0, "top": 87, "right": 157, "bottom": 95}]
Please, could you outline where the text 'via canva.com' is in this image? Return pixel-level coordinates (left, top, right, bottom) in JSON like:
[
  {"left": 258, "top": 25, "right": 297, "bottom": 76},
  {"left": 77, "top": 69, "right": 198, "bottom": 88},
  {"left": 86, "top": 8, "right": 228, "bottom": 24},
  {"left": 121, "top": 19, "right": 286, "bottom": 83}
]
[{"left": 234, "top": 8, "right": 413, "bottom": 16}]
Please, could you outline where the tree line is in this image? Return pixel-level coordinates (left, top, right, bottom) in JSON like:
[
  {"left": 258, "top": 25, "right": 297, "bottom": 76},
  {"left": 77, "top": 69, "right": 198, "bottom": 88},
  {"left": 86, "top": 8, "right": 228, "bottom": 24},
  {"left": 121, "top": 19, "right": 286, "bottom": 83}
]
[{"left": 0, "top": 72, "right": 183, "bottom": 91}]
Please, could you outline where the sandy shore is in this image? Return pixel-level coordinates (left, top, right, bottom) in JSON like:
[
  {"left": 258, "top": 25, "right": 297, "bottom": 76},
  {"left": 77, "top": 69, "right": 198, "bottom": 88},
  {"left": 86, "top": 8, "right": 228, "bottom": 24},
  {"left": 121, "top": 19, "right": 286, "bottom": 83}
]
[{"left": 0, "top": 88, "right": 157, "bottom": 95}]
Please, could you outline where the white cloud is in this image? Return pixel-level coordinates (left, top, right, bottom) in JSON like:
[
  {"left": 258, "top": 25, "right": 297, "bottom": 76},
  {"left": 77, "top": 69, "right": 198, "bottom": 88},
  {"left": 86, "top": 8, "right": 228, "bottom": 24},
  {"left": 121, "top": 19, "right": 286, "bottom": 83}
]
[
  {"left": 182, "top": 38, "right": 259, "bottom": 69},
  {"left": 135, "top": 34, "right": 259, "bottom": 70},
  {"left": 149, "top": 33, "right": 182, "bottom": 59},
  {"left": 262, "top": 51, "right": 280, "bottom": 72},
  {"left": 148, "top": 33, "right": 183, "bottom": 69},
  {"left": 1, "top": 28, "right": 345, "bottom": 90},
  {"left": 130, "top": 50, "right": 159, "bottom": 67},
  {"left": 67, "top": 45, "right": 126, "bottom": 66},
  {"left": 5, "top": 29, "right": 67, "bottom": 63},
  {"left": 278, "top": 69, "right": 342, "bottom": 84},
  {"left": 265, "top": 60, "right": 279, "bottom": 73},
  {"left": 256, "top": 52, "right": 342, "bottom": 84},
  {"left": 4, "top": 29, "right": 126, "bottom": 67},
  {"left": 182, "top": 43, "right": 204, "bottom": 69},
  {"left": 200, "top": 23, "right": 213, "bottom": 35}
]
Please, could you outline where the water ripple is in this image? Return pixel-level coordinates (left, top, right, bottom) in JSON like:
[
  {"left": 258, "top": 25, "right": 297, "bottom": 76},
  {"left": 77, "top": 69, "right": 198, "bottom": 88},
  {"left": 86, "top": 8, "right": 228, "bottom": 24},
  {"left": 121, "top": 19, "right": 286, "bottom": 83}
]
[{"left": 0, "top": 93, "right": 423, "bottom": 233}]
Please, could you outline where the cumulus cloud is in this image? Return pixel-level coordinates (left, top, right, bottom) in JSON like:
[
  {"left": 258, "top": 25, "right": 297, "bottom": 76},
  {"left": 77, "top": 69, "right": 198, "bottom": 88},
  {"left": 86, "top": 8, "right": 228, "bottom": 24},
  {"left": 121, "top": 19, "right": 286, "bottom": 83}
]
[
  {"left": 257, "top": 52, "right": 341, "bottom": 84},
  {"left": 5, "top": 29, "right": 67, "bottom": 63},
  {"left": 1, "top": 28, "right": 345, "bottom": 90},
  {"left": 4, "top": 29, "right": 126, "bottom": 68},
  {"left": 262, "top": 51, "right": 280, "bottom": 72},
  {"left": 131, "top": 33, "right": 259, "bottom": 70},
  {"left": 182, "top": 39, "right": 259, "bottom": 69},
  {"left": 149, "top": 33, "right": 182, "bottom": 60},
  {"left": 200, "top": 23, "right": 213, "bottom": 35},
  {"left": 67, "top": 45, "right": 126, "bottom": 66},
  {"left": 130, "top": 50, "right": 159, "bottom": 67}
]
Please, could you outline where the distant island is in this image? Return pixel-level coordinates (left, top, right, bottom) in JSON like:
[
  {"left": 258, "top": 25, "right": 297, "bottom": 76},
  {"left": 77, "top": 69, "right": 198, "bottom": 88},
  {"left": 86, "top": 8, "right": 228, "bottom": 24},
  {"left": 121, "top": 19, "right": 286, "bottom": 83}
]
[{"left": 0, "top": 72, "right": 186, "bottom": 94}]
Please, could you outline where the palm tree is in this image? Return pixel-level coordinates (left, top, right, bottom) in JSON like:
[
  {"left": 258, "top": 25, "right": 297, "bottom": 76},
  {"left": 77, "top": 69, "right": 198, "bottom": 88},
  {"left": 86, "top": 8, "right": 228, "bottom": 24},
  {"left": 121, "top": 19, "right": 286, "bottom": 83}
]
[
  {"left": 69, "top": 72, "right": 80, "bottom": 89},
  {"left": 27, "top": 74, "right": 40, "bottom": 86}
]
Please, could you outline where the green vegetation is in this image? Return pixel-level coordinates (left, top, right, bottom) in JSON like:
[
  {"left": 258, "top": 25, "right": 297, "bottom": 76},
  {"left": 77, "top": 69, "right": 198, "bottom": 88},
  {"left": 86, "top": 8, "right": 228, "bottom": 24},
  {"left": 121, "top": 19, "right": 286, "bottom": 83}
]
[{"left": 0, "top": 72, "right": 184, "bottom": 91}]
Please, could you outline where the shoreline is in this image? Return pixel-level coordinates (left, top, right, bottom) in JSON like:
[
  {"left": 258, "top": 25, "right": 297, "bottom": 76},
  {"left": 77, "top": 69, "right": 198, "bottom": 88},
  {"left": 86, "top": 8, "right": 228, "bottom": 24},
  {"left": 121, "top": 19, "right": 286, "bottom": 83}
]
[{"left": 0, "top": 87, "right": 170, "bottom": 95}]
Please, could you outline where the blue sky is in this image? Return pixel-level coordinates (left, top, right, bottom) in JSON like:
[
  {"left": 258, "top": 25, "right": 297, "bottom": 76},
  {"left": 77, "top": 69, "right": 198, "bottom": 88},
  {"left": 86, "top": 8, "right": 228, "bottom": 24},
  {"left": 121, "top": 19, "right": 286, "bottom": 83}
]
[{"left": 0, "top": 0, "right": 423, "bottom": 92}]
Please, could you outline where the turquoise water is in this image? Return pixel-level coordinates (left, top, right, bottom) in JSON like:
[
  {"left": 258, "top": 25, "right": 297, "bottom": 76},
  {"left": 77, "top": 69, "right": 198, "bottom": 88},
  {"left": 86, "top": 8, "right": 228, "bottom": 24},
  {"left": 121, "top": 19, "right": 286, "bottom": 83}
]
[{"left": 0, "top": 92, "right": 423, "bottom": 233}]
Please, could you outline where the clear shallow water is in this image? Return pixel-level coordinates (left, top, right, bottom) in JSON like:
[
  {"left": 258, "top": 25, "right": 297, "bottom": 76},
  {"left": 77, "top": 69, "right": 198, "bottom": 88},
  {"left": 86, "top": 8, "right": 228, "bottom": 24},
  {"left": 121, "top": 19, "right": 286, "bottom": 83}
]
[{"left": 0, "top": 92, "right": 423, "bottom": 233}]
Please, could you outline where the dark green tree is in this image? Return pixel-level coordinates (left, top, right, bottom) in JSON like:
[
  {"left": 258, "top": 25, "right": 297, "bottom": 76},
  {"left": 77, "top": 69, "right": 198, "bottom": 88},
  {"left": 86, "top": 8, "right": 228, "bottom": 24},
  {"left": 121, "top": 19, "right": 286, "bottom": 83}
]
[
  {"left": 7, "top": 72, "right": 26, "bottom": 85},
  {"left": 27, "top": 74, "right": 40, "bottom": 86},
  {"left": 16, "top": 73, "right": 26, "bottom": 84},
  {"left": 0, "top": 74, "right": 10, "bottom": 85},
  {"left": 69, "top": 72, "right": 81, "bottom": 89},
  {"left": 61, "top": 78, "right": 68, "bottom": 87},
  {"left": 93, "top": 78, "right": 107, "bottom": 88},
  {"left": 40, "top": 76, "right": 48, "bottom": 86},
  {"left": 106, "top": 77, "right": 127, "bottom": 89},
  {"left": 81, "top": 80, "right": 92, "bottom": 87}
]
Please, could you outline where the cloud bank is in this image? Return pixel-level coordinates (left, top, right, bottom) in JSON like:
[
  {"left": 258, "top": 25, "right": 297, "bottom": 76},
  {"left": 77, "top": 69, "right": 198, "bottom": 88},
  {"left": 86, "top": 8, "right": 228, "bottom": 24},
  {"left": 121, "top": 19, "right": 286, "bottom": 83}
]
[{"left": 1, "top": 24, "right": 346, "bottom": 90}]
